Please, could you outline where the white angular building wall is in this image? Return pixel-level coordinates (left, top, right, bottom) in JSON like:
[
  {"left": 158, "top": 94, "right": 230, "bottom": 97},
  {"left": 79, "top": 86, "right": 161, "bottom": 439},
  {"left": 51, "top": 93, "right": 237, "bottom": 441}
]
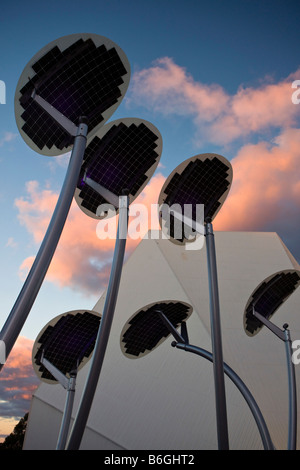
[{"left": 23, "top": 231, "right": 300, "bottom": 450}]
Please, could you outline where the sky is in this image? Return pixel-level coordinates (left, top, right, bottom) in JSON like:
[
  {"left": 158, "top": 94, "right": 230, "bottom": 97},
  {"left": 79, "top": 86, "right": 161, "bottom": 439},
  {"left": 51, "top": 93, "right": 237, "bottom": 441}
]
[{"left": 0, "top": 0, "right": 299, "bottom": 441}]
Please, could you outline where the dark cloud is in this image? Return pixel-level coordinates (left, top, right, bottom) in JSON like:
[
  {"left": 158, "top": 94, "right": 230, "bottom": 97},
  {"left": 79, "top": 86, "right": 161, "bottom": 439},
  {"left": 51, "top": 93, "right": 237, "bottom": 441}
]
[{"left": 0, "top": 337, "right": 39, "bottom": 420}]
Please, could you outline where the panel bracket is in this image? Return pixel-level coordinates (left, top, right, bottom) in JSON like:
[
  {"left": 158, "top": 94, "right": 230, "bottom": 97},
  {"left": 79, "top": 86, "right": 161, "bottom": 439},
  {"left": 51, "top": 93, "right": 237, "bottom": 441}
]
[{"left": 31, "top": 89, "right": 78, "bottom": 136}]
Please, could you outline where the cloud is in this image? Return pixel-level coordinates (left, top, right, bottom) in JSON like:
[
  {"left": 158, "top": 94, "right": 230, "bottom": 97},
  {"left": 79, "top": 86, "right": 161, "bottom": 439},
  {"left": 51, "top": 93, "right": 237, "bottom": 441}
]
[
  {"left": 128, "top": 57, "right": 300, "bottom": 146},
  {"left": 0, "top": 132, "right": 18, "bottom": 147},
  {"left": 14, "top": 60, "right": 300, "bottom": 289},
  {"left": 0, "top": 336, "right": 39, "bottom": 420},
  {"left": 16, "top": 174, "right": 166, "bottom": 295},
  {"left": 47, "top": 151, "right": 71, "bottom": 174},
  {"left": 128, "top": 57, "right": 228, "bottom": 122},
  {"left": 5, "top": 237, "right": 18, "bottom": 249},
  {"left": 0, "top": 417, "right": 20, "bottom": 442},
  {"left": 214, "top": 127, "right": 300, "bottom": 262},
  {"left": 14, "top": 125, "right": 300, "bottom": 293},
  {"left": 126, "top": 57, "right": 300, "bottom": 261}
]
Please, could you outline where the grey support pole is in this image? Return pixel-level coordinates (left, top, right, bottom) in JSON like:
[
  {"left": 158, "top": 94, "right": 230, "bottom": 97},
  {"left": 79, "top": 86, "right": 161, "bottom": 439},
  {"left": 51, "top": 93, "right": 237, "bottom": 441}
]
[
  {"left": 174, "top": 342, "right": 274, "bottom": 451},
  {"left": 284, "top": 327, "right": 297, "bottom": 450},
  {"left": 156, "top": 312, "right": 273, "bottom": 450},
  {"left": 66, "top": 194, "right": 129, "bottom": 450},
  {"left": 0, "top": 121, "right": 88, "bottom": 369},
  {"left": 205, "top": 220, "right": 229, "bottom": 450},
  {"left": 40, "top": 355, "right": 77, "bottom": 450},
  {"left": 253, "top": 310, "right": 297, "bottom": 450},
  {"left": 56, "top": 373, "right": 77, "bottom": 450}
]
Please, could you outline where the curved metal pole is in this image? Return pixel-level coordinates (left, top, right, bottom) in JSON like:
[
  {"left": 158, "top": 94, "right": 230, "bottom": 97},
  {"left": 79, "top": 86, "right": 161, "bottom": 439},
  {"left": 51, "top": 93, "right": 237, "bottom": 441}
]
[
  {"left": 0, "top": 123, "right": 88, "bottom": 369},
  {"left": 253, "top": 310, "right": 298, "bottom": 450},
  {"left": 284, "top": 328, "right": 297, "bottom": 450},
  {"left": 66, "top": 195, "right": 129, "bottom": 450},
  {"left": 174, "top": 342, "right": 274, "bottom": 451}
]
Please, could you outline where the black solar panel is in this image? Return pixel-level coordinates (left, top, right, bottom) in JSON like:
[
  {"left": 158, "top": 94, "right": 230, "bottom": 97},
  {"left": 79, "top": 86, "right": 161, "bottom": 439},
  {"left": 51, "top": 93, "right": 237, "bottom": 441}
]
[
  {"left": 244, "top": 270, "right": 300, "bottom": 336},
  {"left": 120, "top": 301, "right": 192, "bottom": 358},
  {"left": 75, "top": 118, "right": 162, "bottom": 218},
  {"left": 33, "top": 310, "right": 101, "bottom": 383},
  {"left": 15, "top": 34, "right": 130, "bottom": 155},
  {"left": 158, "top": 154, "right": 232, "bottom": 243}
]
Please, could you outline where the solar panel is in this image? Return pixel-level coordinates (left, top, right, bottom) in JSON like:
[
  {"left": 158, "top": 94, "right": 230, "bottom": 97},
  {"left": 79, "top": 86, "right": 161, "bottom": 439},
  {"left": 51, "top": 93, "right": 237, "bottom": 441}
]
[
  {"left": 244, "top": 270, "right": 300, "bottom": 337},
  {"left": 15, "top": 33, "right": 130, "bottom": 156},
  {"left": 32, "top": 310, "right": 101, "bottom": 384},
  {"left": 158, "top": 154, "right": 232, "bottom": 244},
  {"left": 120, "top": 301, "right": 193, "bottom": 359},
  {"left": 74, "top": 117, "right": 163, "bottom": 219}
]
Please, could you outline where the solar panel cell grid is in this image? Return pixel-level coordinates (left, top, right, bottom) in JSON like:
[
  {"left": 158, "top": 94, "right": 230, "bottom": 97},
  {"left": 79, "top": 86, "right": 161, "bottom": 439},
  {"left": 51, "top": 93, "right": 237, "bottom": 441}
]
[
  {"left": 17, "top": 36, "right": 129, "bottom": 153},
  {"left": 164, "top": 157, "right": 230, "bottom": 221},
  {"left": 244, "top": 271, "right": 300, "bottom": 336},
  {"left": 33, "top": 311, "right": 101, "bottom": 383},
  {"left": 121, "top": 302, "right": 192, "bottom": 358},
  {"left": 159, "top": 155, "right": 232, "bottom": 243},
  {"left": 76, "top": 121, "right": 161, "bottom": 216}
]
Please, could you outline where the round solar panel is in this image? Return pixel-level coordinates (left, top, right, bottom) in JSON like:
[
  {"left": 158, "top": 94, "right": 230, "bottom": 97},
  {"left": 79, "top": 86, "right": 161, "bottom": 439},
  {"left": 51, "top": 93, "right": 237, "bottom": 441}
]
[
  {"left": 158, "top": 153, "right": 232, "bottom": 245},
  {"left": 32, "top": 310, "right": 101, "bottom": 384},
  {"left": 74, "top": 117, "right": 163, "bottom": 219},
  {"left": 15, "top": 33, "right": 130, "bottom": 156},
  {"left": 120, "top": 300, "right": 193, "bottom": 359},
  {"left": 244, "top": 270, "right": 300, "bottom": 337}
]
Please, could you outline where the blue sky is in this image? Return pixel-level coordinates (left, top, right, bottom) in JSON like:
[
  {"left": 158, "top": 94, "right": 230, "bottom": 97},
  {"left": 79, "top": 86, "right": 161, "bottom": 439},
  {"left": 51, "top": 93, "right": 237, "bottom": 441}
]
[{"left": 0, "top": 0, "right": 299, "bottom": 437}]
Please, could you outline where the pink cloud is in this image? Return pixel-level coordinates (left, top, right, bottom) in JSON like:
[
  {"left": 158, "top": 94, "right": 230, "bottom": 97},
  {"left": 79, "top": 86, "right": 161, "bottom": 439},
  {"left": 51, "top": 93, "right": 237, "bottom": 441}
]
[
  {"left": 0, "top": 336, "right": 39, "bottom": 421},
  {"left": 214, "top": 128, "right": 300, "bottom": 239},
  {"left": 209, "top": 79, "right": 299, "bottom": 145},
  {"left": 4, "top": 336, "right": 33, "bottom": 371},
  {"left": 130, "top": 57, "right": 229, "bottom": 122},
  {"left": 16, "top": 173, "right": 166, "bottom": 295},
  {"left": 14, "top": 58, "right": 300, "bottom": 289},
  {"left": 128, "top": 57, "right": 300, "bottom": 145}
]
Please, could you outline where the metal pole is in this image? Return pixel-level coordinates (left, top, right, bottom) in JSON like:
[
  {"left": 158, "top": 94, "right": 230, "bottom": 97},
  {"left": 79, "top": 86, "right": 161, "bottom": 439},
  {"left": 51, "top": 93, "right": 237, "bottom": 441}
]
[
  {"left": 56, "top": 374, "right": 77, "bottom": 450},
  {"left": 205, "top": 221, "right": 229, "bottom": 449},
  {"left": 253, "top": 310, "right": 298, "bottom": 450},
  {"left": 0, "top": 122, "right": 88, "bottom": 369},
  {"left": 66, "top": 194, "right": 129, "bottom": 450},
  {"left": 157, "top": 312, "right": 273, "bottom": 450},
  {"left": 284, "top": 328, "right": 297, "bottom": 450},
  {"left": 174, "top": 342, "right": 274, "bottom": 450}
]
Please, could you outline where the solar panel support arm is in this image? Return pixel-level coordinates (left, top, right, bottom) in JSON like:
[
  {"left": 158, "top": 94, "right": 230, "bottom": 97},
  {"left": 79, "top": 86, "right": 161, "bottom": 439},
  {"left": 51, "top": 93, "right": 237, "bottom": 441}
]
[
  {"left": 155, "top": 310, "right": 187, "bottom": 344},
  {"left": 252, "top": 308, "right": 286, "bottom": 341},
  {"left": 41, "top": 355, "right": 69, "bottom": 389},
  {"left": 169, "top": 208, "right": 205, "bottom": 236},
  {"left": 181, "top": 321, "right": 189, "bottom": 344},
  {"left": 31, "top": 89, "right": 78, "bottom": 136},
  {"left": 83, "top": 174, "right": 119, "bottom": 208}
]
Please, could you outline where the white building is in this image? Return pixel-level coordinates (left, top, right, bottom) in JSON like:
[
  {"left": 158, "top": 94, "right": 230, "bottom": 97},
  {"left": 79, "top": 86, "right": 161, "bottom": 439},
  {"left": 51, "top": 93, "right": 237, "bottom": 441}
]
[{"left": 23, "top": 231, "right": 300, "bottom": 450}]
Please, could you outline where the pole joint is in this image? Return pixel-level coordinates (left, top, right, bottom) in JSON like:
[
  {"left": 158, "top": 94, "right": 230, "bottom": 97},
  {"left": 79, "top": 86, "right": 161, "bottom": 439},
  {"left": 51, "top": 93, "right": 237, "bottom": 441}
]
[{"left": 205, "top": 220, "right": 214, "bottom": 235}]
